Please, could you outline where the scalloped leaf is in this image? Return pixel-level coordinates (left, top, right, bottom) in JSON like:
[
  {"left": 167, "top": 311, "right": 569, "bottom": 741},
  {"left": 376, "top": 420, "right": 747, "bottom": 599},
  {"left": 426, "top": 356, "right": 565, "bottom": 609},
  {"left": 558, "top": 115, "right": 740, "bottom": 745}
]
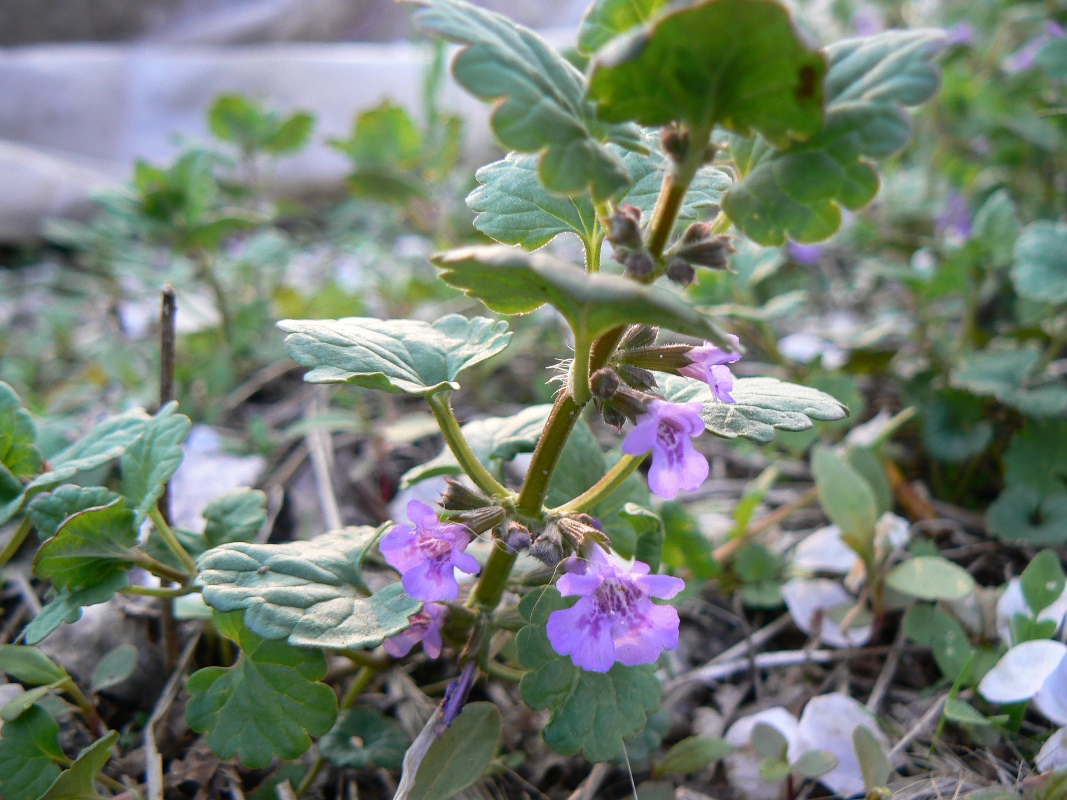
[
  {"left": 119, "top": 401, "right": 191, "bottom": 525},
  {"left": 197, "top": 527, "right": 422, "bottom": 649},
  {"left": 950, "top": 342, "right": 1067, "bottom": 418},
  {"left": 409, "top": 0, "right": 641, "bottom": 201},
  {"left": 432, "top": 246, "right": 734, "bottom": 347},
  {"left": 0, "top": 704, "right": 64, "bottom": 800},
  {"left": 1012, "top": 221, "right": 1067, "bottom": 304},
  {"left": 22, "top": 573, "right": 130, "bottom": 646},
  {"left": 33, "top": 500, "right": 138, "bottom": 591},
  {"left": 723, "top": 29, "right": 946, "bottom": 244},
  {"left": 27, "top": 486, "right": 123, "bottom": 541},
  {"left": 279, "top": 314, "right": 510, "bottom": 396},
  {"left": 588, "top": 0, "right": 825, "bottom": 142},
  {"left": 516, "top": 587, "right": 661, "bottom": 761},
  {"left": 987, "top": 487, "right": 1067, "bottom": 546},
  {"left": 659, "top": 375, "right": 848, "bottom": 442},
  {"left": 185, "top": 611, "right": 337, "bottom": 769},
  {"left": 578, "top": 0, "right": 669, "bottom": 55},
  {"left": 0, "top": 382, "right": 43, "bottom": 525},
  {"left": 467, "top": 136, "right": 729, "bottom": 251}
]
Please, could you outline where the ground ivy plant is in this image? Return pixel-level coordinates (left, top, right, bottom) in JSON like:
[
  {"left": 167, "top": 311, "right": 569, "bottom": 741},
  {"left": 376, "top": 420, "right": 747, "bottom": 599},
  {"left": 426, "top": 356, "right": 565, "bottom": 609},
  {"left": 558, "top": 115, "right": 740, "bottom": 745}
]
[{"left": 0, "top": 0, "right": 947, "bottom": 796}]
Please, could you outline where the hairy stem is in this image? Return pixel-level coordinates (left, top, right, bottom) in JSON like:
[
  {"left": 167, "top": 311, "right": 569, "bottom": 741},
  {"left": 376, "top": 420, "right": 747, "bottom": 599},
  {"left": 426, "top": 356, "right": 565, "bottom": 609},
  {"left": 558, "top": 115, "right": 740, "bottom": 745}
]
[
  {"left": 515, "top": 395, "right": 582, "bottom": 515},
  {"left": 149, "top": 507, "right": 198, "bottom": 574},
  {"left": 570, "top": 329, "right": 593, "bottom": 407},
  {"left": 131, "top": 551, "right": 191, "bottom": 585},
  {"left": 467, "top": 541, "right": 518, "bottom": 611},
  {"left": 554, "top": 454, "right": 646, "bottom": 514},
  {"left": 427, "top": 392, "right": 510, "bottom": 499}
]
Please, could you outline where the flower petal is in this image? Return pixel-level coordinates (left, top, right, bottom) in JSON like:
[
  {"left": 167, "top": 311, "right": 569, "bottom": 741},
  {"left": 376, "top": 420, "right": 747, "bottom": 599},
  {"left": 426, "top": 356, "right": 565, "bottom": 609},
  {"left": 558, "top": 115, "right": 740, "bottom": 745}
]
[
  {"left": 402, "top": 560, "right": 459, "bottom": 602},
  {"left": 449, "top": 550, "right": 482, "bottom": 576},
  {"left": 978, "top": 639, "right": 1067, "bottom": 704},
  {"left": 797, "top": 693, "right": 894, "bottom": 798},
  {"left": 547, "top": 598, "right": 616, "bottom": 672},
  {"left": 557, "top": 571, "right": 603, "bottom": 597},
  {"left": 379, "top": 525, "right": 420, "bottom": 572},
  {"left": 622, "top": 419, "right": 659, "bottom": 456},
  {"left": 1034, "top": 653, "right": 1067, "bottom": 725},
  {"left": 407, "top": 499, "right": 439, "bottom": 530},
  {"left": 613, "top": 601, "right": 679, "bottom": 666},
  {"left": 635, "top": 573, "right": 685, "bottom": 600}
]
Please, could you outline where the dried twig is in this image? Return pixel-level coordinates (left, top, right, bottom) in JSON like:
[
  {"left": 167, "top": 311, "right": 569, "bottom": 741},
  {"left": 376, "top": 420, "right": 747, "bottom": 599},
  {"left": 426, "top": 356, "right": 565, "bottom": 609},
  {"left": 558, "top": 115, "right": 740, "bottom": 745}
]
[
  {"left": 306, "top": 387, "right": 344, "bottom": 532},
  {"left": 867, "top": 625, "right": 907, "bottom": 713}
]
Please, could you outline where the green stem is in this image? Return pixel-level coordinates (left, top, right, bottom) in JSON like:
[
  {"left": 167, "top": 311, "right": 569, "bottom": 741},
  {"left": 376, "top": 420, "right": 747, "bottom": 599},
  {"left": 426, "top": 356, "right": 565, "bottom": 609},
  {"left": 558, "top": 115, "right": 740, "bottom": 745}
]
[
  {"left": 467, "top": 541, "right": 518, "bottom": 611},
  {"left": 481, "top": 659, "right": 525, "bottom": 683},
  {"left": 570, "top": 329, "right": 593, "bottom": 407},
  {"left": 586, "top": 201, "right": 611, "bottom": 274},
  {"left": 554, "top": 454, "right": 645, "bottom": 514},
  {"left": 427, "top": 392, "right": 510, "bottom": 499},
  {"left": 130, "top": 551, "right": 190, "bottom": 585},
  {"left": 0, "top": 516, "right": 34, "bottom": 570},
  {"left": 149, "top": 507, "right": 198, "bottom": 574},
  {"left": 646, "top": 123, "right": 712, "bottom": 261},
  {"left": 59, "top": 678, "right": 107, "bottom": 738},
  {"left": 515, "top": 395, "right": 582, "bottom": 516},
  {"left": 122, "top": 584, "right": 198, "bottom": 598}
]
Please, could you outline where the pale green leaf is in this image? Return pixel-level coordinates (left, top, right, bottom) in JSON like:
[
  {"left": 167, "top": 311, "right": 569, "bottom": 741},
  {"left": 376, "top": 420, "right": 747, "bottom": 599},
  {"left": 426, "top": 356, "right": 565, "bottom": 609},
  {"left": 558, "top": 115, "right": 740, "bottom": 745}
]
[
  {"left": 203, "top": 488, "right": 268, "bottom": 548},
  {"left": 723, "top": 29, "right": 945, "bottom": 244},
  {"left": 578, "top": 0, "right": 668, "bottom": 54},
  {"left": 972, "top": 189, "right": 1019, "bottom": 270},
  {"left": 22, "top": 574, "right": 131, "bottom": 646},
  {"left": 331, "top": 101, "right": 423, "bottom": 169},
  {"left": 811, "top": 447, "right": 877, "bottom": 551},
  {"left": 659, "top": 374, "right": 848, "bottom": 442},
  {"left": 0, "top": 705, "right": 65, "bottom": 800},
  {"left": 279, "top": 314, "right": 511, "bottom": 396},
  {"left": 120, "top": 402, "right": 191, "bottom": 525},
  {"left": 90, "top": 645, "right": 138, "bottom": 693},
  {"left": 1012, "top": 221, "right": 1067, "bottom": 304},
  {"left": 852, "top": 725, "right": 891, "bottom": 788},
  {"left": 432, "top": 246, "right": 734, "bottom": 347},
  {"left": 1020, "top": 550, "right": 1066, "bottom": 618},
  {"left": 885, "top": 556, "right": 976, "bottom": 601},
  {"left": 197, "top": 527, "right": 422, "bottom": 649},
  {"left": 950, "top": 342, "right": 1067, "bottom": 418},
  {"left": 186, "top": 612, "right": 337, "bottom": 769},
  {"left": 409, "top": 703, "right": 501, "bottom": 800},
  {"left": 658, "top": 736, "right": 733, "bottom": 776},
  {"left": 588, "top": 0, "right": 825, "bottom": 141},
  {"left": 0, "top": 646, "right": 67, "bottom": 685},
  {"left": 920, "top": 390, "right": 994, "bottom": 464},
  {"left": 793, "top": 748, "right": 838, "bottom": 779},
  {"left": 410, "top": 0, "right": 640, "bottom": 201}
]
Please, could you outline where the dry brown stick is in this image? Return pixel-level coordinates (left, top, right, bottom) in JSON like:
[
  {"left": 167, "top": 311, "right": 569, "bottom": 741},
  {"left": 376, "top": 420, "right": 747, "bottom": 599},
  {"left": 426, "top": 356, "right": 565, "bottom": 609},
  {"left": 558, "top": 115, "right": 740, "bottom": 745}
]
[
  {"left": 888, "top": 693, "right": 948, "bottom": 758},
  {"left": 867, "top": 624, "right": 907, "bottom": 713},
  {"left": 566, "top": 762, "right": 611, "bottom": 800},
  {"left": 885, "top": 459, "right": 937, "bottom": 522},
  {"left": 712, "top": 486, "right": 819, "bottom": 564},
  {"left": 307, "top": 387, "right": 344, "bottom": 532},
  {"left": 158, "top": 284, "right": 180, "bottom": 669}
]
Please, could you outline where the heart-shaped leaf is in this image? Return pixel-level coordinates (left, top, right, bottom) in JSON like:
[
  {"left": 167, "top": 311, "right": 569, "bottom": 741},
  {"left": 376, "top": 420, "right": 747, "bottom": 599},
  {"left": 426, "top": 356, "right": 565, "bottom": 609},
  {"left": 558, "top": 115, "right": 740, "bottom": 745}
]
[
  {"left": 198, "top": 527, "right": 422, "bottom": 649},
  {"left": 987, "top": 487, "right": 1067, "bottom": 546},
  {"left": 320, "top": 707, "right": 411, "bottom": 769},
  {"left": 185, "top": 612, "right": 337, "bottom": 769},
  {"left": 722, "top": 29, "right": 945, "bottom": 244},
  {"left": 433, "top": 246, "right": 734, "bottom": 348},
  {"left": 279, "top": 315, "right": 511, "bottom": 396},
  {"left": 516, "top": 587, "right": 661, "bottom": 761},
  {"left": 588, "top": 0, "right": 825, "bottom": 142},
  {"left": 659, "top": 375, "right": 848, "bottom": 442},
  {"left": 120, "top": 402, "right": 191, "bottom": 525},
  {"left": 951, "top": 342, "right": 1067, "bottom": 418},
  {"left": 1012, "top": 221, "right": 1067, "bottom": 304},
  {"left": 1003, "top": 420, "right": 1067, "bottom": 497},
  {"left": 34, "top": 500, "right": 138, "bottom": 591},
  {"left": 0, "top": 705, "right": 65, "bottom": 800},
  {"left": 409, "top": 0, "right": 641, "bottom": 201},
  {"left": 920, "top": 390, "right": 994, "bottom": 464}
]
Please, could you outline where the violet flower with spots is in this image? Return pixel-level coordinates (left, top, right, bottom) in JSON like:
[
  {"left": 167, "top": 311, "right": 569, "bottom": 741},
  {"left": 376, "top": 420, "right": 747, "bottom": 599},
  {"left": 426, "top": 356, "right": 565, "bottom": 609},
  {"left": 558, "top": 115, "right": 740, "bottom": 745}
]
[
  {"left": 622, "top": 400, "right": 709, "bottom": 500},
  {"left": 679, "top": 334, "right": 742, "bottom": 403},
  {"left": 379, "top": 500, "right": 480, "bottom": 601},
  {"left": 546, "top": 544, "right": 684, "bottom": 672},
  {"left": 383, "top": 602, "right": 445, "bottom": 659}
]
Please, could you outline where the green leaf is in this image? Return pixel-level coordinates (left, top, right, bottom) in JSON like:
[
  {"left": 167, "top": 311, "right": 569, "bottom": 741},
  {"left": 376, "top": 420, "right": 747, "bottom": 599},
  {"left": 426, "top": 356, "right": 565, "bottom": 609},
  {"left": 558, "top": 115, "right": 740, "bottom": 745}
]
[
  {"left": 987, "top": 487, "right": 1067, "bottom": 545},
  {"left": 972, "top": 189, "right": 1019, "bottom": 270},
  {"left": 845, "top": 446, "right": 891, "bottom": 518},
  {"left": 588, "top": 0, "right": 825, "bottom": 141},
  {"left": 185, "top": 611, "right": 338, "bottom": 769},
  {"left": 578, "top": 0, "right": 668, "bottom": 55},
  {"left": 921, "top": 390, "right": 994, "bottom": 464},
  {"left": 621, "top": 504, "right": 664, "bottom": 572},
  {"left": 660, "top": 375, "right": 848, "bottom": 443},
  {"left": 467, "top": 136, "right": 729, "bottom": 251},
  {"left": 657, "top": 736, "right": 733, "bottom": 776},
  {"left": 25, "top": 410, "right": 149, "bottom": 495},
  {"left": 852, "top": 725, "right": 891, "bottom": 788},
  {"left": 402, "top": 405, "right": 551, "bottom": 487},
  {"left": 39, "top": 730, "right": 119, "bottom": 800},
  {"left": 950, "top": 342, "right": 1067, "bottom": 418},
  {"left": 0, "top": 705, "right": 65, "bottom": 800},
  {"left": 27, "top": 486, "right": 123, "bottom": 541},
  {"left": 546, "top": 418, "right": 607, "bottom": 508},
  {"left": 333, "top": 101, "right": 422, "bottom": 169},
  {"left": 942, "top": 697, "right": 1007, "bottom": 729},
  {"left": 1003, "top": 420, "right": 1067, "bottom": 497},
  {"left": 885, "top": 556, "right": 976, "bottom": 601},
  {"left": 197, "top": 527, "right": 422, "bottom": 649},
  {"left": 203, "top": 489, "right": 268, "bottom": 548},
  {"left": 0, "top": 381, "right": 42, "bottom": 481},
  {"left": 90, "top": 644, "right": 138, "bottom": 693},
  {"left": 902, "top": 604, "right": 973, "bottom": 681},
  {"left": 209, "top": 94, "right": 264, "bottom": 145},
  {"left": 410, "top": 0, "right": 639, "bottom": 201},
  {"left": 812, "top": 447, "right": 878, "bottom": 555},
  {"left": 751, "top": 722, "right": 788, "bottom": 759},
  {"left": 1012, "top": 221, "right": 1067, "bottom": 304},
  {"left": 0, "top": 646, "right": 67, "bottom": 685},
  {"left": 263, "top": 112, "right": 314, "bottom": 155},
  {"left": 320, "top": 707, "right": 410, "bottom": 769},
  {"left": 432, "top": 246, "right": 734, "bottom": 347},
  {"left": 34, "top": 500, "right": 138, "bottom": 591},
  {"left": 793, "top": 748, "right": 839, "bottom": 779},
  {"left": 516, "top": 587, "right": 661, "bottom": 761},
  {"left": 722, "top": 29, "right": 945, "bottom": 244},
  {"left": 1038, "top": 37, "right": 1067, "bottom": 78},
  {"left": 660, "top": 501, "right": 717, "bottom": 579},
  {"left": 119, "top": 402, "right": 191, "bottom": 525},
  {"left": 409, "top": 702, "right": 501, "bottom": 800},
  {"left": 278, "top": 314, "right": 511, "bottom": 396},
  {"left": 22, "top": 573, "right": 131, "bottom": 646},
  {"left": 1021, "top": 550, "right": 1066, "bottom": 618},
  {"left": 2, "top": 686, "right": 57, "bottom": 723}
]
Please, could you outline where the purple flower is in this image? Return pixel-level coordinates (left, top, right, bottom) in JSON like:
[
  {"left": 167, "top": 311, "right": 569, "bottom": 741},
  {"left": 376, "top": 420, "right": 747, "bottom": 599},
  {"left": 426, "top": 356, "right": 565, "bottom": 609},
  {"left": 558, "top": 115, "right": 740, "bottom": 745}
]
[
  {"left": 786, "top": 241, "right": 824, "bottom": 266},
  {"left": 383, "top": 603, "right": 445, "bottom": 659},
  {"left": 679, "top": 335, "right": 741, "bottom": 403},
  {"left": 946, "top": 22, "right": 974, "bottom": 46},
  {"left": 546, "top": 545, "right": 685, "bottom": 672},
  {"left": 622, "top": 400, "right": 709, "bottom": 500},
  {"left": 936, "top": 191, "right": 972, "bottom": 242},
  {"left": 438, "top": 659, "right": 478, "bottom": 732},
  {"left": 1005, "top": 22, "right": 1066, "bottom": 73},
  {"left": 380, "top": 500, "right": 481, "bottom": 601},
  {"left": 852, "top": 6, "right": 883, "bottom": 37}
]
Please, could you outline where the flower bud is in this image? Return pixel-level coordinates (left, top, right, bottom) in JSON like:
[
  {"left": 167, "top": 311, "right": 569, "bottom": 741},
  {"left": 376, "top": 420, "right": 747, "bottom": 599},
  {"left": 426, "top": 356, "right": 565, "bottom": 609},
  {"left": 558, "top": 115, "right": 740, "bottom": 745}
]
[
  {"left": 666, "top": 257, "right": 696, "bottom": 287},
  {"left": 619, "top": 324, "right": 659, "bottom": 351},
  {"left": 558, "top": 514, "right": 608, "bottom": 552},
  {"left": 661, "top": 125, "right": 689, "bottom": 162},
  {"left": 623, "top": 250, "right": 655, "bottom": 279},
  {"left": 616, "top": 363, "right": 657, "bottom": 392},
  {"left": 440, "top": 479, "right": 490, "bottom": 511},
  {"left": 605, "top": 205, "right": 643, "bottom": 250},
  {"left": 590, "top": 368, "right": 620, "bottom": 400},
  {"left": 453, "top": 505, "right": 506, "bottom": 535},
  {"left": 673, "top": 225, "right": 734, "bottom": 270},
  {"left": 530, "top": 524, "right": 564, "bottom": 568},
  {"left": 605, "top": 385, "right": 654, "bottom": 424},
  {"left": 600, "top": 403, "right": 627, "bottom": 431},
  {"left": 616, "top": 344, "right": 694, "bottom": 373},
  {"left": 503, "top": 521, "right": 532, "bottom": 554}
]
